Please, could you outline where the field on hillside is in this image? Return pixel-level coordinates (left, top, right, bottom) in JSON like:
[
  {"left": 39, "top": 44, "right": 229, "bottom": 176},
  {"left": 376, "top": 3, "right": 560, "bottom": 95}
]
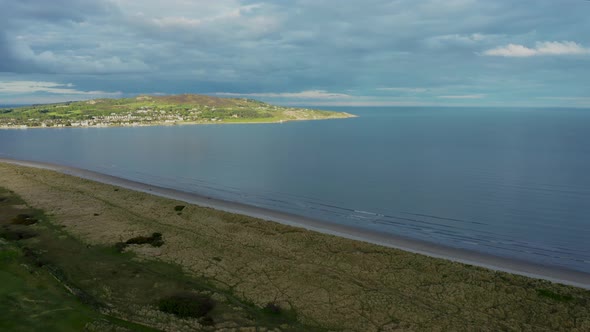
[{"left": 0, "top": 94, "right": 354, "bottom": 128}]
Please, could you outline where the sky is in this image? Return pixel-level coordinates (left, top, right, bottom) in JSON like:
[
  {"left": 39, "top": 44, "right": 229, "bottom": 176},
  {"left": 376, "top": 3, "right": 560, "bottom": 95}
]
[{"left": 0, "top": 0, "right": 589, "bottom": 107}]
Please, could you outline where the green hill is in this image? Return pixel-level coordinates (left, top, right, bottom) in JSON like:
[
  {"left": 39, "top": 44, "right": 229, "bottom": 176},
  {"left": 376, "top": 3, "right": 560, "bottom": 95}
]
[{"left": 0, "top": 94, "right": 355, "bottom": 128}]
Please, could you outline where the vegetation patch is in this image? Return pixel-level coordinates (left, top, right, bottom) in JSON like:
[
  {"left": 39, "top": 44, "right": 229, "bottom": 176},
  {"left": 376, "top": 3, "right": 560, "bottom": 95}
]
[
  {"left": 11, "top": 213, "right": 38, "bottom": 225},
  {"left": 537, "top": 289, "right": 574, "bottom": 302},
  {"left": 0, "top": 186, "right": 310, "bottom": 331},
  {"left": 114, "top": 242, "right": 128, "bottom": 253},
  {"left": 127, "top": 232, "right": 164, "bottom": 246},
  {"left": 0, "top": 225, "right": 38, "bottom": 241},
  {"left": 174, "top": 205, "right": 185, "bottom": 212},
  {"left": 116, "top": 232, "right": 164, "bottom": 252},
  {"left": 263, "top": 302, "right": 283, "bottom": 315},
  {"left": 158, "top": 293, "right": 215, "bottom": 318},
  {"left": 22, "top": 247, "right": 50, "bottom": 268}
]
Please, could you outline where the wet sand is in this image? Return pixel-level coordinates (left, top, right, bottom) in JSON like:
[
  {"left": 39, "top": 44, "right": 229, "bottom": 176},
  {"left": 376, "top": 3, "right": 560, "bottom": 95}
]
[{"left": 1, "top": 157, "right": 589, "bottom": 289}]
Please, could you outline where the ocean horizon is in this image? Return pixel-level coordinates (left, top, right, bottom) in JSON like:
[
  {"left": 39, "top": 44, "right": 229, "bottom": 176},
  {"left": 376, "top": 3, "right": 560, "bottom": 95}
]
[{"left": 1, "top": 106, "right": 589, "bottom": 273}]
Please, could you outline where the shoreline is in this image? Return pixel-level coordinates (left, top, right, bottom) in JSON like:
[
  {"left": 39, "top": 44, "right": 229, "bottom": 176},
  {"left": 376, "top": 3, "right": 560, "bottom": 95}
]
[
  {"left": 1, "top": 157, "right": 589, "bottom": 290},
  {"left": 0, "top": 113, "right": 358, "bottom": 130}
]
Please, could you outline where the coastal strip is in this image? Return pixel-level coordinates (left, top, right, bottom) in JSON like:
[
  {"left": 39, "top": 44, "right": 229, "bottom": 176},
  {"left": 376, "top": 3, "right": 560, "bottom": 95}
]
[
  {"left": 1, "top": 157, "right": 589, "bottom": 290},
  {"left": 0, "top": 94, "right": 357, "bottom": 129},
  {"left": 1, "top": 159, "right": 590, "bottom": 331}
]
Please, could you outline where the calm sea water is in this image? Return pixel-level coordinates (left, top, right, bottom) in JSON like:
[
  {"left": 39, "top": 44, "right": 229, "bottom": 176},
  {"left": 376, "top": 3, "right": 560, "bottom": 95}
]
[{"left": 1, "top": 107, "right": 589, "bottom": 272}]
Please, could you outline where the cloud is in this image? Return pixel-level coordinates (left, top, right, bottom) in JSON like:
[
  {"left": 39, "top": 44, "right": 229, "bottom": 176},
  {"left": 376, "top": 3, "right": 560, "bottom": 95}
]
[
  {"left": 0, "top": 80, "right": 121, "bottom": 96},
  {"left": 1, "top": 1, "right": 590, "bottom": 106},
  {"left": 2, "top": 35, "right": 152, "bottom": 74},
  {"left": 125, "top": 2, "right": 280, "bottom": 43},
  {"left": 215, "top": 90, "right": 352, "bottom": 99},
  {"left": 425, "top": 33, "right": 498, "bottom": 48},
  {"left": 148, "top": 3, "right": 264, "bottom": 29},
  {"left": 537, "top": 97, "right": 590, "bottom": 103},
  {"left": 376, "top": 87, "right": 428, "bottom": 93},
  {"left": 483, "top": 41, "right": 590, "bottom": 57},
  {"left": 0, "top": 0, "right": 117, "bottom": 24},
  {"left": 0, "top": 0, "right": 150, "bottom": 75},
  {"left": 437, "top": 94, "right": 485, "bottom": 99}
]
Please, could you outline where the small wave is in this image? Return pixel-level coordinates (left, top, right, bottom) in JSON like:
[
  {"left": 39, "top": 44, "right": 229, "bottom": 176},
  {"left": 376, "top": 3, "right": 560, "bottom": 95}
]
[{"left": 354, "top": 209, "right": 383, "bottom": 216}]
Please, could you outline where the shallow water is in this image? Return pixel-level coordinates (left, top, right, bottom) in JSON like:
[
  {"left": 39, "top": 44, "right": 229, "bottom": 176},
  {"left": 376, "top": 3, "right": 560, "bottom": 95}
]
[{"left": 1, "top": 107, "right": 589, "bottom": 272}]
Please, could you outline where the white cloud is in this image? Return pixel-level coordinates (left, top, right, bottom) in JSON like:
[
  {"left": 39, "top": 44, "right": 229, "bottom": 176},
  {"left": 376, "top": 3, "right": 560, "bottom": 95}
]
[
  {"left": 538, "top": 97, "right": 590, "bottom": 101},
  {"left": 215, "top": 90, "right": 494, "bottom": 107},
  {"left": 438, "top": 94, "right": 485, "bottom": 99},
  {"left": 148, "top": 4, "right": 264, "bottom": 29},
  {"left": 536, "top": 96, "right": 590, "bottom": 104},
  {"left": 8, "top": 38, "right": 151, "bottom": 74},
  {"left": 376, "top": 87, "right": 428, "bottom": 93},
  {"left": 426, "top": 33, "right": 495, "bottom": 47},
  {"left": 483, "top": 41, "right": 590, "bottom": 57},
  {"left": 0, "top": 81, "right": 122, "bottom": 96},
  {"left": 126, "top": 2, "right": 279, "bottom": 42},
  {"left": 215, "top": 90, "right": 352, "bottom": 99}
]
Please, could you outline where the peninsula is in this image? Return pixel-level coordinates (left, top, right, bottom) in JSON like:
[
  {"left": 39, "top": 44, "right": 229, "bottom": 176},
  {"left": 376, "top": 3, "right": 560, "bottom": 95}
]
[{"left": 0, "top": 94, "right": 355, "bottom": 129}]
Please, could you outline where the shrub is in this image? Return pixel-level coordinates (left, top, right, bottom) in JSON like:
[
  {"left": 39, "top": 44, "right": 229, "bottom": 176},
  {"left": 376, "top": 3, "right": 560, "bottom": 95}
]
[
  {"left": 201, "top": 316, "right": 215, "bottom": 326},
  {"left": 264, "top": 302, "right": 282, "bottom": 315},
  {"left": 22, "top": 247, "right": 48, "bottom": 267},
  {"left": 174, "top": 205, "right": 186, "bottom": 212},
  {"left": 11, "top": 214, "right": 38, "bottom": 225},
  {"left": 121, "top": 232, "right": 164, "bottom": 249},
  {"left": 126, "top": 232, "right": 163, "bottom": 246},
  {"left": 114, "top": 242, "right": 128, "bottom": 252},
  {"left": 158, "top": 293, "right": 215, "bottom": 318},
  {"left": 537, "top": 289, "right": 573, "bottom": 302},
  {"left": 0, "top": 225, "right": 38, "bottom": 241},
  {"left": 125, "top": 236, "right": 150, "bottom": 245}
]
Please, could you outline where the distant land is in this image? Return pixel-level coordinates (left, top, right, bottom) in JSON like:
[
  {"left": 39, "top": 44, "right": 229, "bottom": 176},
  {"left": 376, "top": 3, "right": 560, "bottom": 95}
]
[{"left": 0, "top": 94, "right": 355, "bottom": 129}]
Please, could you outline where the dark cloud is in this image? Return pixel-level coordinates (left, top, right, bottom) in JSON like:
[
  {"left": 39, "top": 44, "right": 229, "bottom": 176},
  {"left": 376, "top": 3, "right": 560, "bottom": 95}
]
[
  {"left": 0, "top": 0, "right": 589, "bottom": 106},
  {"left": 0, "top": 0, "right": 117, "bottom": 24}
]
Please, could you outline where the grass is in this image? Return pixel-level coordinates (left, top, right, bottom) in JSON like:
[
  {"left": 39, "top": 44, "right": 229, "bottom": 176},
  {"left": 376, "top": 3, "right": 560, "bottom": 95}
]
[
  {"left": 1, "top": 163, "right": 590, "bottom": 331},
  {"left": 537, "top": 289, "right": 574, "bottom": 302},
  {"left": 158, "top": 293, "right": 215, "bottom": 318},
  {"left": 0, "top": 224, "right": 39, "bottom": 241},
  {"left": 0, "top": 186, "right": 320, "bottom": 331},
  {"left": 0, "top": 195, "right": 156, "bottom": 331},
  {"left": 0, "top": 248, "right": 104, "bottom": 332},
  {"left": 11, "top": 214, "right": 38, "bottom": 225}
]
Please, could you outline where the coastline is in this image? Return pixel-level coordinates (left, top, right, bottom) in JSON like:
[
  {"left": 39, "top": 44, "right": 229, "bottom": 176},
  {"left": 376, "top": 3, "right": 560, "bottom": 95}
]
[
  {"left": 1, "top": 157, "right": 589, "bottom": 289},
  {"left": 0, "top": 113, "right": 358, "bottom": 130}
]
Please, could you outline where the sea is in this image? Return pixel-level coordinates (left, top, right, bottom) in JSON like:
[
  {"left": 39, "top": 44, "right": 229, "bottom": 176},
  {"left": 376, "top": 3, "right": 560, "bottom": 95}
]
[{"left": 1, "top": 106, "right": 589, "bottom": 273}]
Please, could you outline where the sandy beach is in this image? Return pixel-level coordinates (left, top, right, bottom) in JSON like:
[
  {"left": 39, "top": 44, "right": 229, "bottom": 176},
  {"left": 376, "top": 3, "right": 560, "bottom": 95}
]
[{"left": 1, "top": 157, "right": 588, "bottom": 290}]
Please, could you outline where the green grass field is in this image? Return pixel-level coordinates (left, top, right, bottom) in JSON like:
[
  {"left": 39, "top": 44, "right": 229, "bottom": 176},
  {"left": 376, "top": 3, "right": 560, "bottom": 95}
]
[
  {"left": 0, "top": 94, "right": 354, "bottom": 128},
  {"left": 0, "top": 187, "right": 317, "bottom": 331}
]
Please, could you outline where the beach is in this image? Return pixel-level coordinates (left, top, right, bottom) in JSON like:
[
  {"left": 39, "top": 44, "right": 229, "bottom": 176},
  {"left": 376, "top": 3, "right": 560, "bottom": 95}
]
[{"left": 1, "top": 159, "right": 589, "bottom": 331}]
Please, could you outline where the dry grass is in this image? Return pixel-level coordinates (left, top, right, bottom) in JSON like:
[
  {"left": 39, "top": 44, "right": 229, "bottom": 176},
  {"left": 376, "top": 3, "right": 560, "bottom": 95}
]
[{"left": 0, "top": 162, "right": 589, "bottom": 331}]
